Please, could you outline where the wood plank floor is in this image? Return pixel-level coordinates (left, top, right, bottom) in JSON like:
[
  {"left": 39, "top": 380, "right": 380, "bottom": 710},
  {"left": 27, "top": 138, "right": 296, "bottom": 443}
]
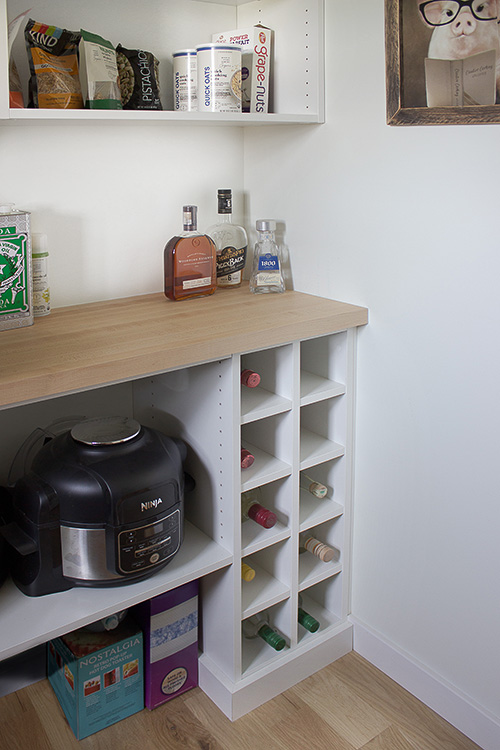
[{"left": 0, "top": 652, "right": 482, "bottom": 750}]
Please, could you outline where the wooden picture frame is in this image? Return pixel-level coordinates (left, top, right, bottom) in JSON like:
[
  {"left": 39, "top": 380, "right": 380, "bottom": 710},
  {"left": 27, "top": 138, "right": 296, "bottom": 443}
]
[{"left": 385, "top": 0, "right": 500, "bottom": 125}]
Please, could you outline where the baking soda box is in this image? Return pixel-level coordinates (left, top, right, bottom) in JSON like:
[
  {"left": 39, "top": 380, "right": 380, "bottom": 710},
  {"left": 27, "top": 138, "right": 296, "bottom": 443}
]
[
  {"left": 133, "top": 580, "right": 199, "bottom": 709},
  {"left": 212, "top": 25, "right": 273, "bottom": 113},
  {"left": 47, "top": 618, "right": 143, "bottom": 739}
]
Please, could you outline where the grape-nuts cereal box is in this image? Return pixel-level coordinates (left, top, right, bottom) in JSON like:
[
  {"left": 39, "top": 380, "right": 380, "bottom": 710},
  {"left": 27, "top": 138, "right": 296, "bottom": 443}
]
[{"left": 212, "top": 25, "right": 273, "bottom": 113}]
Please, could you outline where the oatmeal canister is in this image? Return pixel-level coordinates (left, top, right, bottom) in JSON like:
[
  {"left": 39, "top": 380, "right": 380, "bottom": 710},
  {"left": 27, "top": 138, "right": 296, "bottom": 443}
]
[
  {"left": 173, "top": 49, "right": 197, "bottom": 111},
  {"left": 196, "top": 44, "right": 242, "bottom": 113},
  {"left": 0, "top": 204, "right": 33, "bottom": 331}
]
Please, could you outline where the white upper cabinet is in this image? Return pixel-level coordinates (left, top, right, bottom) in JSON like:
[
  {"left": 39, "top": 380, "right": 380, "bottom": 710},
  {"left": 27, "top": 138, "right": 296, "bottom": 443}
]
[{"left": 2, "top": 0, "right": 324, "bottom": 124}]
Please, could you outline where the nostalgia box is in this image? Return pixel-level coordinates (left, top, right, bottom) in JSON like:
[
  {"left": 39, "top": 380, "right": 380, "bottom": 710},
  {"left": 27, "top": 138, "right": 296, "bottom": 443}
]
[
  {"left": 133, "top": 580, "right": 199, "bottom": 709},
  {"left": 47, "top": 618, "right": 143, "bottom": 739}
]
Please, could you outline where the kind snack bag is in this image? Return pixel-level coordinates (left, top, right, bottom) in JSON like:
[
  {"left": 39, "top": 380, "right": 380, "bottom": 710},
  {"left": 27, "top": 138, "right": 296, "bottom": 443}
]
[{"left": 25, "top": 19, "right": 83, "bottom": 109}]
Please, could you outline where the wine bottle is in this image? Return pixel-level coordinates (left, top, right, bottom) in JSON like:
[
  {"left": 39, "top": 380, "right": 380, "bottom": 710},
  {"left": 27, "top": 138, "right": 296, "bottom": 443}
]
[
  {"left": 241, "top": 447, "right": 255, "bottom": 468},
  {"left": 241, "top": 491, "right": 277, "bottom": 529},
  {"left": 241, "top": 562, "right": 256, "bottom": 582},
  {"left": 241, "top": 369, "right": 261, "bottom": 388},
  {"left": 242, "top": 611, "right": 286, "bottom": 651},
  {"left": 300, "top": 473, "right": 328, "bottom": 499},
  {"left": 299, "top": 532, "right": 340, "bottom": 562},
  {"left": 298, "top": 595, "right": 320, "bottom": 633}
]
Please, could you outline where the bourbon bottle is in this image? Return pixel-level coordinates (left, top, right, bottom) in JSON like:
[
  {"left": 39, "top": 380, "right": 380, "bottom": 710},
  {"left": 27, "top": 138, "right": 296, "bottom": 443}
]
[
  {"left": 206, "top": 189, "right": 247, "bottom": 288},
  {"left": 164, "top": 205, "right": 216, "bottom": 301}
]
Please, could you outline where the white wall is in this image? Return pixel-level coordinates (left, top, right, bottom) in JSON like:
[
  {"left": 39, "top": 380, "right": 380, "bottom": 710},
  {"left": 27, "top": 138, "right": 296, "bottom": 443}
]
[
  {"left": 0, "top": 121, "right": 244, "bottom": 306},
  {"left": 244, "top": 0, "right": 500, "bottom": 734}
]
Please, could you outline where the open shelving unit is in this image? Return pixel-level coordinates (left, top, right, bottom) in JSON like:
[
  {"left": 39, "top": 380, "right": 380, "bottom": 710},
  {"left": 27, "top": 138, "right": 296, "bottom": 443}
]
[
  {"left": 0, "top": 0, "right": 325, "bottom": 124},
  {"left": 0, "top": 287, "right": 367, "bottom": 718}
]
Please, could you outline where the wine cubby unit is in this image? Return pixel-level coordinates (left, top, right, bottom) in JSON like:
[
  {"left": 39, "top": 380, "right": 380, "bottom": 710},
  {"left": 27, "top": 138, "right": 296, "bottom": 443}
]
[{"left": 0, "top": 289, "right": 367, "bottom": 719}]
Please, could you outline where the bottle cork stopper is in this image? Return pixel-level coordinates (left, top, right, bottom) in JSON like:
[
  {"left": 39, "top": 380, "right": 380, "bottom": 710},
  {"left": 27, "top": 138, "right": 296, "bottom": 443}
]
[
  {"left": 241, "top": 563, "right": 256, "bottom": 582},
  {"left": 248, "top": 502, "right": 277, "bottom": 529},
  {"left": 241, "top": 369, "right": 261, "bottom": 388},
  {"left": 303, "top": 536, "right": 336, "bottom": 562},
  {"left": 241, "top": 448, "right": 255, "bottom": 468}
]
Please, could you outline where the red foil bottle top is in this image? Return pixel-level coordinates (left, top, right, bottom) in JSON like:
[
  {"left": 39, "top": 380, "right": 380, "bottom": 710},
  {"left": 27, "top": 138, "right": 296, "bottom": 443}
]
[
  {"left": 241, "top": 448, "right": 255, "bottom": 468},
  {"left": 247, "top": 502, "right": 277, "bottom": 529},
  {"left": 241, "top": 369, "right": 261, "bottom": 388}
]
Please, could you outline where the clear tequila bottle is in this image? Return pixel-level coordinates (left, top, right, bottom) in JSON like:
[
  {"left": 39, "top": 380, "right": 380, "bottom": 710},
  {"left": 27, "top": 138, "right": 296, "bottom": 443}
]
[{"left": 249, "top": 219, "right": 285, "bottom": 294}]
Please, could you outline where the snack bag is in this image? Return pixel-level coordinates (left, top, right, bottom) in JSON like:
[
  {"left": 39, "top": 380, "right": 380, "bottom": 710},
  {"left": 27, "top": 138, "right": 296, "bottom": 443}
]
[
  {"left": 8, "top": 9, "right": 30, "bottom": 108},
  {"left": 116, "top": 45, "right": 162, "bottom": 110},
  {"left": 79, "top": 30, "right": 122, "bottom": 109},
  {"left": 25, "top": 19, "right": 83, "bottom": 109}
]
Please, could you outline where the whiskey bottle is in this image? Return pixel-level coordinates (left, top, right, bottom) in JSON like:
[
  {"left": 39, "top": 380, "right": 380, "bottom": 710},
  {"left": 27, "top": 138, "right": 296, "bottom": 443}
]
[
  {"left": 241, "top": 490, "right": 277, "bottom": 529},
  {"left": 242, "top": 611, "right": 286, "bottom": 651},
  {"left": 164, "top": 205, "right": 216, "bottom": 301},
  {"left": 298, "top": 595, "right": 320, "bottom": 633},
  {"left": 207, "top": 189, "right": 247, "bottom": 288},
  {"left": 249, "top": 219, "right": 285, "bottom": 294},
  {"left": 241, "top": 368, "right": 261, "bottom": 388},
  {"left": 299, "top": 532, "right": 340, "bottom": 562},
  {"left": 300, "top": 473, "right": 328, "bottom": 499}
]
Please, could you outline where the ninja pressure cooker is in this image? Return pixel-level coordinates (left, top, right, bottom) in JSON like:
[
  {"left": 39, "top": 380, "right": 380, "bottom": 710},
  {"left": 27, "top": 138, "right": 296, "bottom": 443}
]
[{"left": 2, "top": 416, "right": 193, "bottom": 597}]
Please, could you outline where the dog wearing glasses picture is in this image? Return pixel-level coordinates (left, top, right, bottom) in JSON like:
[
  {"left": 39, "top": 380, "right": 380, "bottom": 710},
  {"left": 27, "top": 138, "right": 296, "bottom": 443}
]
[{"left": 417, "top": 0, "right": 500, "bottom": 99}]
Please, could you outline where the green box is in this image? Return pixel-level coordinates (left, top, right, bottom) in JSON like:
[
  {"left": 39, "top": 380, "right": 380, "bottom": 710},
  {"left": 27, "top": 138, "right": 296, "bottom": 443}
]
[{"left": 0, "top": 206, "right": 33, "bottom": 331}]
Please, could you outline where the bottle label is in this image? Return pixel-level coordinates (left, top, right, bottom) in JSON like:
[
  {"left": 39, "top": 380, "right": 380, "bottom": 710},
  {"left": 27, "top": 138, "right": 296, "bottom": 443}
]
[
  {"left": 183, "top": 276, "right": 211, "bottom": 290},
  {"left": 217, "top": 244, "right": 247, "bottom": 278},
  {"left": 257, "top": 253, "right": 279, "bottom": 272}
]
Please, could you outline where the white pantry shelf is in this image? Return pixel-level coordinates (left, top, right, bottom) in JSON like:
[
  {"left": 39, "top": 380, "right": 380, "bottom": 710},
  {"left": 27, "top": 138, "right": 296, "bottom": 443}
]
[{"left": 0, "top": 522, "right": 231, "bottom": 662}]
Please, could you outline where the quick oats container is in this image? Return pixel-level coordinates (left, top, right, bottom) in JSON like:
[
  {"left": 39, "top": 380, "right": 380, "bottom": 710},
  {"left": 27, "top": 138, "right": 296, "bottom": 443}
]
[
  {"left": 0, "top": 203, "right": 33, "bottom": 331},
  {"left": 196, "top": 44, "right": 242, "bottom": 113},
  {"left": 173, "top": 49, "right": 197, "bottom": 111}
]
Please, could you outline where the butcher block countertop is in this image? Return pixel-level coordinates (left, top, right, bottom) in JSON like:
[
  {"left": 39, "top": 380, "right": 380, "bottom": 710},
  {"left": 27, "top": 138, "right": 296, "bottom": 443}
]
[{"left": 1, "top": 285, "right": 368, "bottom": 409}]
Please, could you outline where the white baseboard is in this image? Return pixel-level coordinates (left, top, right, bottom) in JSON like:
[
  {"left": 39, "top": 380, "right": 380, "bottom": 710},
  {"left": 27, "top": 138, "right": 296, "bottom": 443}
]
[
  {"left": 351, "top": 616, "right": 500, "bottom": 750},
  {"left": 199, "top": 622, "right": 352, "bottom": 720}
]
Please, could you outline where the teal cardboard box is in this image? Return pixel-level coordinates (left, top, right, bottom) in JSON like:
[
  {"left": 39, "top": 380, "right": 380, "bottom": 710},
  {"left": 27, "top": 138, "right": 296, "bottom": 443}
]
[{"left": 47, "top": 618, "right": 144, "bottom": 739}]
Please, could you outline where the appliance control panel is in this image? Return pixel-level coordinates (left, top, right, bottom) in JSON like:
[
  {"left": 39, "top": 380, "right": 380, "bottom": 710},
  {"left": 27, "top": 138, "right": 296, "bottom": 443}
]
[{"left": 117, "top": 509, "right": 181, "bottom": 574}]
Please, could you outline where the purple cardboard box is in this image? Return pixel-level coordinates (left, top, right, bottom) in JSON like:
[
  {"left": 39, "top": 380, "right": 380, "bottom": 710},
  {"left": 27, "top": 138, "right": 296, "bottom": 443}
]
[{"left": 133, "top": 580, "right": 199, "bottom": 709}]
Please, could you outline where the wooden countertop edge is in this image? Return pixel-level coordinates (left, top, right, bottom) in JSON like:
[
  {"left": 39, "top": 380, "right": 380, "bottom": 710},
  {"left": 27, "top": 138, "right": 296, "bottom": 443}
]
[{"left": 1, "top": 289, "right": 368, "bottom": 408}]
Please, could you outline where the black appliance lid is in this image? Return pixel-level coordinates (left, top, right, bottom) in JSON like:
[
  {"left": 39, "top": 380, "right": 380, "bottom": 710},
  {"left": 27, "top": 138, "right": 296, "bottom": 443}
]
[{"left": 71, "top": 417, "right": 141, "bottom": 446}]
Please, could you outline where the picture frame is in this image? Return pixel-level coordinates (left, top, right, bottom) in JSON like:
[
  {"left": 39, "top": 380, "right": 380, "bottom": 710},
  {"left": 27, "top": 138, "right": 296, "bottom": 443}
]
[{"left": 385, "top": 0, "right": 500, "bottom": 125}]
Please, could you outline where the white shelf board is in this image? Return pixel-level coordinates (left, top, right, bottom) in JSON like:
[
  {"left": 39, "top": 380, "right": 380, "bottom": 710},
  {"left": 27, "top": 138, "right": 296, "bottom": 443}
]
[
  {"left": 241, "top": 520, "right": 290, "bottom": 557},
  {"left": 5, "top": 109, "right": 322, "bottom": 126},
  {"left": 241, "top": 387, "right": 292, "bottom": 424},
  {"left": 299, "top": 554, "right": 342, "bottom": 590},
  {"left": 240, "top": 443, "right": 292, "bottom": 491},
  {"left": 0, "top": 522, "right": 232, "bottom": 662},
  {"left": 241, "top": 561, "right": 290, "bottom": 619},
  {"left": 299, "top": 429, "right": 345, "bottom": 469},
  {"left": 300, "top": 372, "right": 345, "bottom": 406},
  {"left": 299, "top": 493, "right": 344, "bottom": 530}
]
